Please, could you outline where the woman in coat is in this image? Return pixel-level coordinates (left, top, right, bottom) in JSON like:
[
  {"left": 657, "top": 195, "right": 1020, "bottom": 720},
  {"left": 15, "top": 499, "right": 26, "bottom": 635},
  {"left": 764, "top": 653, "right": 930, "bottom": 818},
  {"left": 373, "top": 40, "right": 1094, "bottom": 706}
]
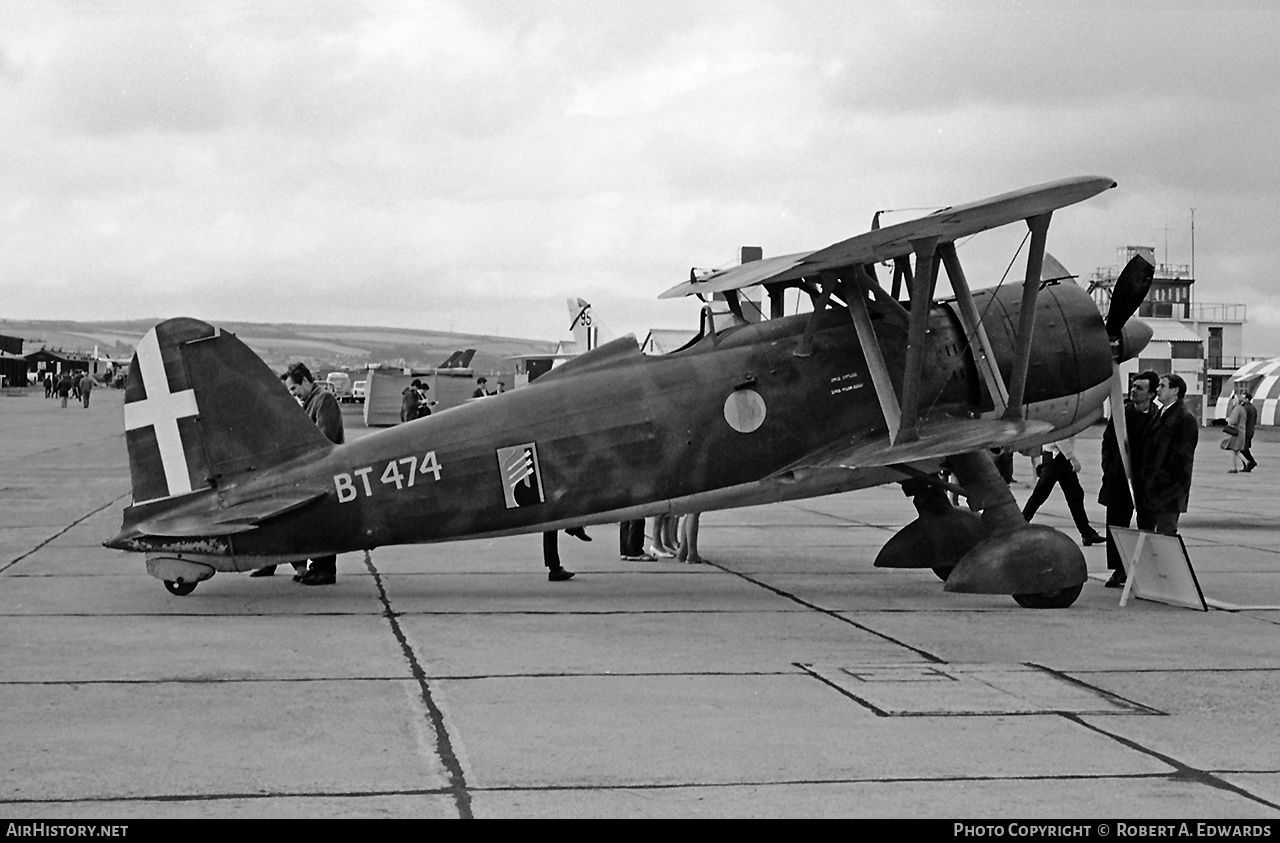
[{"left": 1224, "top": 399, "right": 1248, "bottom": 473}]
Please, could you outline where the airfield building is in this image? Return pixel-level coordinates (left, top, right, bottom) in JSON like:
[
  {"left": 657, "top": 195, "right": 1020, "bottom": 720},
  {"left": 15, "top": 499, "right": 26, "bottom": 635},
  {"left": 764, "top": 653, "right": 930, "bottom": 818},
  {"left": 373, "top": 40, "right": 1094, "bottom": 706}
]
[
  {"left": 24, "top": 348, "right": 91, "bottom": 380},
  {"left": 1085, "top": 245, "right": 1251, "bottom": 424}
]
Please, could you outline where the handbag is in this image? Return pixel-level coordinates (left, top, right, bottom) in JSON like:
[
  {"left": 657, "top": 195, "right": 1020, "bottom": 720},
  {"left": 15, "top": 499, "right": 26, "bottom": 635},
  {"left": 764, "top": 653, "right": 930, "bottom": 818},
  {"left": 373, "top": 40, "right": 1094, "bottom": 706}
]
[{"left": 1223, "top": 424, "right": 1239, "bottom": 436}]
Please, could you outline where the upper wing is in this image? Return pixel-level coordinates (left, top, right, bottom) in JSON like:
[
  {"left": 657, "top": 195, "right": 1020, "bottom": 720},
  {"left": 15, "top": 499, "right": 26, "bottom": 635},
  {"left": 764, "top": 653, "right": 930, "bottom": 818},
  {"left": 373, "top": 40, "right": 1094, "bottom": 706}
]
[
  {"left": 767, "top": 416, "right": 1055, "bottom": 477},
  {"left": 660, "top": 176, "right": 1115, "bottom": 300}
]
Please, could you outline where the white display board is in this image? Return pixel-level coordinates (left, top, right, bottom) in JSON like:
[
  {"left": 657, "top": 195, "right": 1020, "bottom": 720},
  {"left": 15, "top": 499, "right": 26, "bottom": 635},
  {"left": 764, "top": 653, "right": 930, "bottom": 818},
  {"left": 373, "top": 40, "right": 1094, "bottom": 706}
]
[{"left": 1109, "top": 527, "right": 1207, "bottom": 611}]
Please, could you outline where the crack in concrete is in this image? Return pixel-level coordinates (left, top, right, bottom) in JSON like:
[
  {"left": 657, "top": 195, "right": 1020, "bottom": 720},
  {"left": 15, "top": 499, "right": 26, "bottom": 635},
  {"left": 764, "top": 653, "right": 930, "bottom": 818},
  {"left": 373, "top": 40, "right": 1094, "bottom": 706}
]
[
  {"left": 364, "top": 551, "right": 474, "bottom": 820},
  {"left": 0, "top": 492, "right": 130, "bottom": 574}
]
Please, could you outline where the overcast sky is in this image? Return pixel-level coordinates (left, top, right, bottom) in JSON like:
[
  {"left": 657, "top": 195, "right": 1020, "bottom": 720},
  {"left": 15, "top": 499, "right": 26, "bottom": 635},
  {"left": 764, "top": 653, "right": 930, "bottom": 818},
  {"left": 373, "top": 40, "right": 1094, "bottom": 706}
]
[{"left": 4, "top": 1, "right": 1279, "bottom": 353}]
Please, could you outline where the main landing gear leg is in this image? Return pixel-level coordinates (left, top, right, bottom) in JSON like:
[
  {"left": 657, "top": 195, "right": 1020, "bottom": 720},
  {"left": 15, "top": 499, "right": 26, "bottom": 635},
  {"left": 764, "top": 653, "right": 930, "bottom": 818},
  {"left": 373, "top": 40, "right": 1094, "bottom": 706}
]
[
  {"left": 942, "top": 450, "right": 1086, "bottom": 608},
  {"left": 874, "top": 478, "right": 985, "bottom": 581}
]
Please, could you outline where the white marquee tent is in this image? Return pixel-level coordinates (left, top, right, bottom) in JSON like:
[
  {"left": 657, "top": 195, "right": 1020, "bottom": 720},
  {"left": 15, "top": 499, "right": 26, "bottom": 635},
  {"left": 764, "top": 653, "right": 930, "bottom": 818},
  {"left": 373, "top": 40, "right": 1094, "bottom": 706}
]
[{"left": 1211, "top": 358, "right": 1280, "bottom": 426}]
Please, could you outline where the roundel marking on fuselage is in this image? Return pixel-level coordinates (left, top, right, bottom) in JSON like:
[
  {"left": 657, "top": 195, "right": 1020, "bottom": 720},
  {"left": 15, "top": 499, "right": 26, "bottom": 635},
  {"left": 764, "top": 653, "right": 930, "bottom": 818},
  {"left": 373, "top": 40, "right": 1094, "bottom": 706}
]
[{"left": 724, "top": 389, "right": 766, "bottom": 433}]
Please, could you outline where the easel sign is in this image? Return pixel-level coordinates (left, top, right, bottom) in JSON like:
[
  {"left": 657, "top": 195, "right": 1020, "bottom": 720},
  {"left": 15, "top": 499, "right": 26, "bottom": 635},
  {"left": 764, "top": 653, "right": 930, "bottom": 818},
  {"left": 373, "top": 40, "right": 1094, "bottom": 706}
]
[{"left": 1109, "top": 527, "right": 1208, "bottom": 611}]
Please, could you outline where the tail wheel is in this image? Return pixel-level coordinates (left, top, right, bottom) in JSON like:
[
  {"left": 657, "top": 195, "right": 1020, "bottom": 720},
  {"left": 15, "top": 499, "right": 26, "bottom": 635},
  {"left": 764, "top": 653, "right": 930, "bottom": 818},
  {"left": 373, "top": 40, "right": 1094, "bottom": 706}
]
[
  {"left": 164, "top": 580, "right": 197, "bottom": 596},
  {"left": 1012, "top": 584, "right": 1082, "bottom": 609}
]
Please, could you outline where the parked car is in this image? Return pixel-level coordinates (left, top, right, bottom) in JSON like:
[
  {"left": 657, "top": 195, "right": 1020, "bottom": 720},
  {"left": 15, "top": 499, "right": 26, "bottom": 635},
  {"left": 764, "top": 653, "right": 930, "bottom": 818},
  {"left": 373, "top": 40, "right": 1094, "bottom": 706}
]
[
  {"left": 352, "top": 380, "right": 367, "bottom": 403},
  {"left": 326, "top": 372, "right": 353, "bottom": 402}
]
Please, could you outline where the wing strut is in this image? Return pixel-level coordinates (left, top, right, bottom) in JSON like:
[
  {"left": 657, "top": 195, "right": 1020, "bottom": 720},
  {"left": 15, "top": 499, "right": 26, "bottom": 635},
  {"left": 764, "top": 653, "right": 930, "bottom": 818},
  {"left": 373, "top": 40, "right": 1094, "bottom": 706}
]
[
  {"left": 1002, "top": 212, "right": 1052, "bottom": 419},
  {"left": 845, "top": 267, "right": 903, "bottom": 443},
  {"left": 938, "top": 242, "right": 1009, "bottom": 416},
  {"left": 765, "top": 282, "right": 786, "bottom": 319},
  {"left": 897, "top": 237, "right": 939, "bottom": 444},
  {"left": 792, "top": 280, "right": 835, "bottom": 358}
]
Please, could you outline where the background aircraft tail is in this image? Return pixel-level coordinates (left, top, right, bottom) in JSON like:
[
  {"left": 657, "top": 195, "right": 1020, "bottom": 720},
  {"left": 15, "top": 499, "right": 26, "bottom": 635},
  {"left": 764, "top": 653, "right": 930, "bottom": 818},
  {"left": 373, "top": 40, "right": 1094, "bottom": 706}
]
[
  {"left": 123, "top": 318, "right": 332, "bottom": 505},
  {"left": 567, "top": 297, "right": 610, "bottom": 351},
  {"left": 438, "top": 348, "right": 476, "bottom": 369}
]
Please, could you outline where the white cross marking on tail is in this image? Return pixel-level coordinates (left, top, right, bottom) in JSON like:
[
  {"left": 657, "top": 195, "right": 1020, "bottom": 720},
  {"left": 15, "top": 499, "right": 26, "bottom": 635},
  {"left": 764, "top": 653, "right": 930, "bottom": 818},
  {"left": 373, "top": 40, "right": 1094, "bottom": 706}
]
[{"left": 124, "top": 329, "right": 200, "bottom": 496}]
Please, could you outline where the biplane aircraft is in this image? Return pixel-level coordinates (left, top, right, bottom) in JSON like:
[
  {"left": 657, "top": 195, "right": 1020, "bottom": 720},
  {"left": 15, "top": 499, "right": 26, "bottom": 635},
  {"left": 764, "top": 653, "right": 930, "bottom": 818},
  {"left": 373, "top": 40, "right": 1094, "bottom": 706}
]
[{"left": 106, "top": 175, "right": 1153, "bottom": 608}]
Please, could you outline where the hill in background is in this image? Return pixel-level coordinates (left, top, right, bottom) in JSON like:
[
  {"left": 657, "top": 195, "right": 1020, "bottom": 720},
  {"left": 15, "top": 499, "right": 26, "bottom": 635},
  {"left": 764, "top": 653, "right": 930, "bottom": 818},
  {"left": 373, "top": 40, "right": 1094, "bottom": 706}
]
[{"left": 0, "top": 317, "right": 559, "bottom": 384}]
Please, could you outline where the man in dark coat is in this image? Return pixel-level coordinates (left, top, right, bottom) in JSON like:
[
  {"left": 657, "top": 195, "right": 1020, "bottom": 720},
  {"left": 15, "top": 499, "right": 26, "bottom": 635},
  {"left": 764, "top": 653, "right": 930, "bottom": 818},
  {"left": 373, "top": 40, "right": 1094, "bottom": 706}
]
[
  {"left": 55, "top": 373, "right": 73, "bottom": 408},
  {"left": 1137, "top": 373, "right": 1198, "bottom": 536},
  {"left": 400, "top": 379, "right": 429, "bottom": 423},
  {"left": 1098, "top": 370, "right": 1158, "bottom": 587},
  {"left": 251, "top": 362, "right": 345, "bottom": 584},
  {"left": 1241, "top": 392, "right": 1259, "bottom": 472}
]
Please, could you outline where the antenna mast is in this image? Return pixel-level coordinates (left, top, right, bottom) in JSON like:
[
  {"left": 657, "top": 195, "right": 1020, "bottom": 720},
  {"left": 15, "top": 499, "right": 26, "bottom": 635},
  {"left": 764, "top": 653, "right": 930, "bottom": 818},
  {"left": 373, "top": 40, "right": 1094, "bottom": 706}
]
[{"left": 1190, "top": 207, "right": 1196, "bottom": 309}]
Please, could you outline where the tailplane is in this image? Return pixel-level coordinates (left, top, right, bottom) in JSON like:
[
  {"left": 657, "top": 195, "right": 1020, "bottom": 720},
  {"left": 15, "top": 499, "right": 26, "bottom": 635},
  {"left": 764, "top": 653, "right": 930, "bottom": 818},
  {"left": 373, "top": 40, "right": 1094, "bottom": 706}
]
[{"left": 123, "top": 318, "right": 331, "bottom": 505}]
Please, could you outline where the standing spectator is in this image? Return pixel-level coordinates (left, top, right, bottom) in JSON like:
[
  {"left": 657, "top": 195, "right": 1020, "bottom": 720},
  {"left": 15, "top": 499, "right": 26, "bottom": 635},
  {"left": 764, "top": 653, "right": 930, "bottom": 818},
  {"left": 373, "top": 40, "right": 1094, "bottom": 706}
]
[
  {"left": 1021, "top": 438, "right": 1105, "bottom": 546},
  {"left": 1099, "top": 370, "right": 1158, "bottom": 587},
  {"left": 55, "top": 372, "right": 73, "bottom": 408},
  {"left": 417, "top": 381, "right": 433, "bottom": 416},
  {"left": 44, "top": 372, "right": 53, "bottom": 399},
  {"left": 79, "top": 372, "right": 95, "bottom": 408},
  {"left": 647, "top": 514, "right": 677, "bottom": 558},
  {"left": 1137, "top": 373, "right": 1198, "bottom": 536},
  {"left": 676, "top": 513, "right": 704, "bottom": 565},
  {"left": 541, "top": 527, "right": 589, "bottom": 582},
  {"left": 400, "top": 379, "right": 429, "bottom": 422},
  {"left": 251, "top": 363, "right": 345, "bottom": 584},
  {"left": 1241, "top": 392, "right": 1259, "bottom": 472},
  {"left": 472, "top": 376, "right": 489, "bottom": 398},
  {"left": 1222, "top": 397, "right": 1248, "bottom": 473},
  {"left": 660, "top": 513, "right": 679, "bottom": 554},
  {"left": 619, "top": 519, "right": 654, "bottom": 561}
]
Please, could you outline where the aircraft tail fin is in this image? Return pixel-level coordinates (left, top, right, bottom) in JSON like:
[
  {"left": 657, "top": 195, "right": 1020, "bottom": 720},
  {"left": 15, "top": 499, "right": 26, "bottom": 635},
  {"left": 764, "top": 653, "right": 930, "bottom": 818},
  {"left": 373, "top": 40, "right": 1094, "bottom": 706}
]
[
  {"left": 438, "top": 348, "right": 476, "bottom": 369},
  {"left": 122, "top": 318, "right": 331, "bottom": 505},
  {"left": 437, "top": 350, "right": 468, "bottom": 368},
  {"left": 567, "top": 297, "right": 607, "bottom": 351}
]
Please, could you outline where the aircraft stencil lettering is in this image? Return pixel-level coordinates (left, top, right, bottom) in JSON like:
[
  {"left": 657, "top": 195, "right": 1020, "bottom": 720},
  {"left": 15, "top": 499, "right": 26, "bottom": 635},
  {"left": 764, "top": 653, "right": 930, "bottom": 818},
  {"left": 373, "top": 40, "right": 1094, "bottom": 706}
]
[
  {"left": 829, "top": 371, "right": 865, "bottom": 396},
  {"left": 334, "top": 452, "right": 443, "bottom": 502},
  {"left": 107, "top": 176, "right": 1153, "bottom": 608}
]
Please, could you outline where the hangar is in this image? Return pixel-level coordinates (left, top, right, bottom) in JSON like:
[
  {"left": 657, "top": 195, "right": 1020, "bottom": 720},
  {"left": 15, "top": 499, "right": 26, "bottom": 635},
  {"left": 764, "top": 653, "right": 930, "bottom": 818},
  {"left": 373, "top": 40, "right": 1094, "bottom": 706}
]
[
  {"left": 25, "top": 348, "right": 91, "bottom": 379},
  {"left": 0, "top": 352, "right": 27, "bottom": 388}
]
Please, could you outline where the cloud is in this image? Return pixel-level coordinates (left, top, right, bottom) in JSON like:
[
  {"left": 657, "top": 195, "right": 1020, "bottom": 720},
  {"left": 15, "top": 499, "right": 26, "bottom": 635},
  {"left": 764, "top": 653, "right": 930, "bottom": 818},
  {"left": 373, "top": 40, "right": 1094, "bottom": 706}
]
[{"left": 1, "top": 0, "right": 1279, "bottom": 356}]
